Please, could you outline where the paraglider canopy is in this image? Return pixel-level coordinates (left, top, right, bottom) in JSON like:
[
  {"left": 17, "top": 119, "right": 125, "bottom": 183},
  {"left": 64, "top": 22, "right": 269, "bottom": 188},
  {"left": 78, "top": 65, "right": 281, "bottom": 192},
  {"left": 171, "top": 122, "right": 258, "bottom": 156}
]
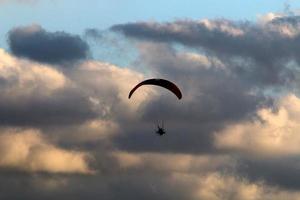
[{"left": 128, "top": 78, "right": 182, "bottom": 99}]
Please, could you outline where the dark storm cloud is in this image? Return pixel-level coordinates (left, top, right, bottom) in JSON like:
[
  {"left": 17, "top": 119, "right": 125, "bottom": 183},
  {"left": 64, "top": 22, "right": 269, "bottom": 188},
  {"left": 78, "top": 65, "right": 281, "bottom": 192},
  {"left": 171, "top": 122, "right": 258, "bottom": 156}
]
[
  {"left": 0, "top": 89, "right": 97, "bottom": 126},
  {"left": 111, "top": 18, "right": 300, "bottom": 86},
  {"left": 8, "top": 25, "right": 89, "bottom": 64},
  {"left": 237, "top": 157, "right": 300, "bottom": 190},
  {"left": 0, "top": 172, "right": 192, "bottom": 200},
  {"left": 110, "top": 19, "right": 283, "bottom": 57}
]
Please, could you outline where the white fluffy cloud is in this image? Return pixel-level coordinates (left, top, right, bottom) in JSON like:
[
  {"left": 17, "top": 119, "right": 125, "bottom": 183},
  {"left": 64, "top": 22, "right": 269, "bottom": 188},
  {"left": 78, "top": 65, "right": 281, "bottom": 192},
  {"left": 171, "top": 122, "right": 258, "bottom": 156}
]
[
  {"left": 257, "top": 12, "right": 284, "bottom": 24},
  {"left": 0, "top": 128, "right": 93, "bottom": 174},
  {"left": 71, "top": 60, "right": 155, "bottom": 118},
  {"left": 0, "top": 48, "right": 66, "bottom": 100},
  {"left": 215, "top": 94, "right": 300, "bottom": 157}
]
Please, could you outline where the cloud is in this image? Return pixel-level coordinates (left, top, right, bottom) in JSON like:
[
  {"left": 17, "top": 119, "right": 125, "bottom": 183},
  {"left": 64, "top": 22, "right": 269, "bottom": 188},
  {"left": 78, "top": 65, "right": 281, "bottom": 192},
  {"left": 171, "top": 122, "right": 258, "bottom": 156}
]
[
  {"left": 213, "top": 94, "right": 300, "bottom": 189},
  {"left": 5, "top": 13, "right": 300, "bottom": 199},
  {"left": 8, "top": 25, "right": 89, "bottom": 64},
  {"left": 68, "top": 60, "right": 154, "bottom": 119},
  {"left": 235, "top": 156, "right": 300, "bottom": 190},
  {"left": 257, "top": 12, "right": 284, "bottom": 24},
  {"left": 53, "top": 119, "right": 120, "bottom": 145},
  {"left": 174, "top": 172, "right": 300, "bottom": 200},
  {"left": 109, "top": 151, "right": 292, "bottom": 200},
  {"left": 111, "top": 152, "right": 263, "bottom": 200},
  {"left": 215, "top": 94, "right": 300, "bottom": 157},
  {"left": 0, "top": 48, "right": 66, "bottom": 97},
  {"left": 0, "top": 48, "right": 97, "bottom": 126},
  {"left": 112, "top": 151, "right": 233, "bottom": 172},
  {"left": 112, "top": 17, "right": 300, "bottom": 86},
  {"left": 103, "top": 16, "right": 300, "bottom": 194},
  {"left": 0, "top": 48, "right": 151, "bottom": 126},
  {"left": 108, "top": 16, "right": 300, "bottom": 156},
  {"left": 0, "top": 128, "right": 93, "bottom": 174},
  {"left": 98, "top": 151, "right": 300, "bottom": 200}
]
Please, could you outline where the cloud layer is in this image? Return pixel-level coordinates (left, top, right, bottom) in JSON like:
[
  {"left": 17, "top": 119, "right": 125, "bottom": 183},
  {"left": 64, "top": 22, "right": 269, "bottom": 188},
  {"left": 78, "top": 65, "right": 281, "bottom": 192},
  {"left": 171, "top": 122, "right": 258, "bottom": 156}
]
[
  {"left": 111, "top": 17, "right": 300, "bottom": 86},
  {"left": 0, "top": 128, "right": 92, "bottom": 174},
  {"left": 3, "top": 14, "right": 300, "bottom": 199},
  {"left": 215, "top": 94, "right": 300, "bottom": 157},
  {"left": 8, "top": 25, "right": 89, "bottom": 64}
]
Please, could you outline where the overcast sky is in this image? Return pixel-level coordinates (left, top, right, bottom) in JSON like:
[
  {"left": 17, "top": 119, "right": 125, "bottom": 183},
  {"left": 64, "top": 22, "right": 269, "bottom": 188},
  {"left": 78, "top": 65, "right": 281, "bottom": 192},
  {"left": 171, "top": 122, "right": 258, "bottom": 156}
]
[{"left": 2, "top": 1, "right": 300, "bottom": 200}]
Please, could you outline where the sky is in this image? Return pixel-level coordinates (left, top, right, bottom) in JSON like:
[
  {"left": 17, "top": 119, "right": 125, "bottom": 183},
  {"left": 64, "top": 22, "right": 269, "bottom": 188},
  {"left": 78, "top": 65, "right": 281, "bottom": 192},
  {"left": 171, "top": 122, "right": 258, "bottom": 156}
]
[
  {"left": 3, "top": 0, "right": 300, "bottom": 200},
  {"left": 1, "top": 0, "right": 300, "bottom": 45}
]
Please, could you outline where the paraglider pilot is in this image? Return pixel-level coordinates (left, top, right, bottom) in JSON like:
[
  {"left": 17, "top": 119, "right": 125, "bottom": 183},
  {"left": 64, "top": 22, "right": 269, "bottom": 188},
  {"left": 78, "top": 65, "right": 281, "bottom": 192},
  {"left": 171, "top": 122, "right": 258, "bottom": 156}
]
[
  {"left": 156, "top": 125, "right": 166, "bottom": 135},
  {"left": 156, "top": 121, "right": 166, "bottom": 135}
]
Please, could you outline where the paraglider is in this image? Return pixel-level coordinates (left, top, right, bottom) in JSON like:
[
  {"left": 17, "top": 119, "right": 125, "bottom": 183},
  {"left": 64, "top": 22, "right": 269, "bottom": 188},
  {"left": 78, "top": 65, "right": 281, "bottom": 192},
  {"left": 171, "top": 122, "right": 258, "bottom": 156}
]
[
  {"left": 128, "top": 78, "right": 182, "bottom": 100},
  {"left": 128, "top": 78, "right": 182, "bottom": 135}
]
